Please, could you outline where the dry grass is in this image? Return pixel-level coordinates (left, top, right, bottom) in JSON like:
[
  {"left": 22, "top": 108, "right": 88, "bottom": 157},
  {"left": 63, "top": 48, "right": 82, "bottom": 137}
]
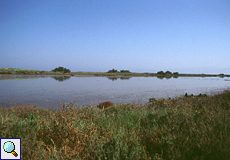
[
  {"left": 97, "top": 101, "right": 114, "bottom": 109},
  {"left": 0, "top": 90, "right": 230, "bottom": 159}
]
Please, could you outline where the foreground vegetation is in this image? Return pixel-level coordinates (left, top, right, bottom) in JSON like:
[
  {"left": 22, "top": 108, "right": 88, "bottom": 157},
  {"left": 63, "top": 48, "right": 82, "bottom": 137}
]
[{"left": 1, "top": 90, "right": 230, "bottom": 159}]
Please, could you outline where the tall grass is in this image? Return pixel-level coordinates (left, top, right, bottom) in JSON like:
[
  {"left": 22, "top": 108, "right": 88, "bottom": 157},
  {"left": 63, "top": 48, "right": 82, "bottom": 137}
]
[
  {"left": 0, "top": 90, "right": 230, "bottom": 159},
  {"left": 0, "top": 68, "right": 71, "bottom": 75}
]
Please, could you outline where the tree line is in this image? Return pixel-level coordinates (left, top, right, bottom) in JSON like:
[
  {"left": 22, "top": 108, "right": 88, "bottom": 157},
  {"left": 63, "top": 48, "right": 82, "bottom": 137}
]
[
  {"left": 157, "top": 71, "right": 179, "bottom": 75},
  {"left": 107, "top": 69, "right": 131, "bottom": 73}
]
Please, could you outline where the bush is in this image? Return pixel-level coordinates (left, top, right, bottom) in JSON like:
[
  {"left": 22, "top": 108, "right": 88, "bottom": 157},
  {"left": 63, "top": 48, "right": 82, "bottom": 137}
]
[
  {"left": 157, "top": 71, "right": 165, "bottom": 75},
  {"left": 51, "top": 67, "right": 71, "bottom": 73},
  {"left": 219, "top": 73, "right": 225, "bottom": 78},
  {"left": 107, "top": 69, "right": 119, "bottom": 73},
  {"left": 120, "top": 70, "right": 131, "bottom": 73},
  {"left": 173, "top": 72, "right": 179, "bottom": 75},
  {"left": 97, "top": 101, "right": 114, "bottom": 109},
  {"left": 165, "top": 71, "right": 172, "bottom": 74},
  {"left": 16, "top": 70, "right": 26, "bottom": 74}
]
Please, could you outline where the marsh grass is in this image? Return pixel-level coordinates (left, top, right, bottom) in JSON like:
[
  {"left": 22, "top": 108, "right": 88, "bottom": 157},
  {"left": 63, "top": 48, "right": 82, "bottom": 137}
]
[
  {"left": 1, "top": 69, "right": 229, "bottom": 77},
  {"left": 1, "top": 90, "right": 230, "bottom": 159},
  {"left": 0, "top": 68, "right": 70, "bottom": 75}
]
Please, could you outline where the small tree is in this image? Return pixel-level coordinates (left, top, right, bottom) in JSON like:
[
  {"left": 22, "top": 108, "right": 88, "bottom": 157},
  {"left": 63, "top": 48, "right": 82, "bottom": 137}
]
[
  {"left": 165, "top": 71, "right": 172, "bottom": 74},
  {"left": 219, "top": 73, "right": 225, "bottom": 78},
  {"left": 173, "top": 72, "right": 179, "bottom": 75},
  {"left": 107, "top": 69, "right": 119, "bottom": 73},
  {"left": 51, "top": 66, "right": 71, "bottom": 73},
  {"left": 157, "top": 71, "right": 165, "bottom": 75},
  {"left": 120, "top": 70, "right": 130, "bottom": 73}
]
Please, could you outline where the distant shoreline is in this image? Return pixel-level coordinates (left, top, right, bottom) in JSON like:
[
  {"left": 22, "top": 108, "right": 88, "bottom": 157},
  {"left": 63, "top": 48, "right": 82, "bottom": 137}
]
[
  {"left": 1, "top": 68, "right": 229, "bottom": 77},
  {"left": 0, "top": 72, "right": 230, "bottom": 77}
]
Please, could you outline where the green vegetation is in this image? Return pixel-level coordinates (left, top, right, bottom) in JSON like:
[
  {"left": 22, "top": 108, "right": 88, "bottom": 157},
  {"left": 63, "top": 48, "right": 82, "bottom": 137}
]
[
  {"left": 107, "top": 68, "right": 119, "bottom": 73},
  {"left": 157, "top": 71, "right": 177, "bottom": 75},
  {"left": 0, "top": 68, "right": 229, "bottom": 77},
  {"left": 0, "top": 68, "right": 40, "bottom": 75},
  {"left": 0, "top": 68, "right": 71, "bottom": 75},
  {"left": 219, "top": 73, "right": 225, "bottom": 78},
  {"left": 51, "top": 66, "right": 71, "bottom": 73},
  {"left": 107, "top": 69, "right": 131, "bottom": 73},
  {"left": 1, "top": 90, "right": 230, "bottom": 159},
  {"left": 156, "top": 71, "right": 177, "bottom": 79},
  {"left": 74, "top": 71, "right": 148, "bottom": 77},
  {"left": 165, "top": 70, "right": 172, "bottom": 75},
  {"left": 157, "top": 71, "right": 165, "bottom": 75},
  {"left": 120, "top": 69, "right": 131, "bottom": 73}
]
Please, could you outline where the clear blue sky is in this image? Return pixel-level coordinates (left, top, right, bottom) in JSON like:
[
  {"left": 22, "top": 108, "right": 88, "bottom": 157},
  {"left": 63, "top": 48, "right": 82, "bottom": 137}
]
[{"left": 0, "top": 0, "right": 229, "bottom": 74}]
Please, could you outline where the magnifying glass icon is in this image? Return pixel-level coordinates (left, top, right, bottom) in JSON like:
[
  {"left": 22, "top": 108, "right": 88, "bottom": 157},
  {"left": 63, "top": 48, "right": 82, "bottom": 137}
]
[{"left": 3, "top": 141, "right": 18, "bottom": 157}]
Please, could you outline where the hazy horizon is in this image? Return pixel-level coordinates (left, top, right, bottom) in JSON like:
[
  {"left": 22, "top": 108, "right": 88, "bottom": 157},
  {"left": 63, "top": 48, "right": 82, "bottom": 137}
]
[{"left": 1, "top": 1, "right": 230, "bottom": 74}]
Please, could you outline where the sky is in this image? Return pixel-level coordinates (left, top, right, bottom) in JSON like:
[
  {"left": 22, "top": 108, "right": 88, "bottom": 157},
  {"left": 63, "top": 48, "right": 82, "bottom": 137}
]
[{"left": 0, "top": 0, "right": 230, "bottom": 74}]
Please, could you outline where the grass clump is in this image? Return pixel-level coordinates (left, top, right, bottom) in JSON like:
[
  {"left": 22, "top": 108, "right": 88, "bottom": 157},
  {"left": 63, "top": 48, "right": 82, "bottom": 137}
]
[{"left": 0, "top": 90, "right": 230, "bottom": 159}]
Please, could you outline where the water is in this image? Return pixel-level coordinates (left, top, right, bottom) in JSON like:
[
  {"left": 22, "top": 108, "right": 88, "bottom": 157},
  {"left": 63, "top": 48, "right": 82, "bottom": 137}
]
[{"left": 0, "top": 75, "right": 230, "bottom": 110}]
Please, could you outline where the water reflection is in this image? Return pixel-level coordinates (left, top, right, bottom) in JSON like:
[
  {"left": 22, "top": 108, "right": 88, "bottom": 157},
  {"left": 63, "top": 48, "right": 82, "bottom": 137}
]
[
  {"left": 107, "top": 76, "right": 178, "bottom": 80},
  {"left": 120, "top": 77, "right": 131, "bottom": 80},
  {"left": 107, "top": 77, "right": 118, "bottom": 81},
  {"left": 156, "top": 76, "right": 179, "bottom": 79},
  {"left": 107, "top": 76, "right": 131, "bottom": 81},
  {"left": 0, "top": 75, "right": 42, "bottom": 80},
  {"left": 0, "top": 75, "right": 72, "bottom": 82},
  {"left": 0, "top": 75, "right": 230, "bottom": 110},
  {"left": 51, "top": 76, "right": 71, "bottom": 82},
  {"left": 156, "top": 76, "right": 164, "bottom": 79}
]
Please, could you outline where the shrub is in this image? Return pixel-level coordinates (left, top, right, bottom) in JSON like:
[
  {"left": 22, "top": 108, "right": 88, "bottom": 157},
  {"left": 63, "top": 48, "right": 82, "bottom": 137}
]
[
  {"left": 165, "top": 71, "right": 172, "bottom": 74},
  {"left": 51, "top": 67, "right": 71, "bottom": 73},
  {"left": 120, "top": 70, "right": 131, "bottom": 73},
  {"left": 107, "top": 69, "right": 119, "bottom": 73},
  {"left": 157, "top": 71, "right": 165, "bottom": 75},
  {"left": 219, "top": 73, "right": 225, "bottom": 78},
  {"left": 173, "top": 72, "right": 179, "bottom": 75},
  {"left": 16, "top": 70, "right": 26, "bottom": 74},
  {"left": 97, "top": 101, "right": 114, "bottom": 109}
]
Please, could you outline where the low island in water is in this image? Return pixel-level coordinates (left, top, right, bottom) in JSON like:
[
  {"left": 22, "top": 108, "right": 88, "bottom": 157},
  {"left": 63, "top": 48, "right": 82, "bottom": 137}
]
[{"left": 0, "top": 67, "right": 229, "bottom": 78}]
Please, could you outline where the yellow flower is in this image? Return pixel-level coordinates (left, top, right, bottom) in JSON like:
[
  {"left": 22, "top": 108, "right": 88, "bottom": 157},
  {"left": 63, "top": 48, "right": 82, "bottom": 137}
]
[{"left": 5, "top": 68, "right": 8, "bottom": 71}]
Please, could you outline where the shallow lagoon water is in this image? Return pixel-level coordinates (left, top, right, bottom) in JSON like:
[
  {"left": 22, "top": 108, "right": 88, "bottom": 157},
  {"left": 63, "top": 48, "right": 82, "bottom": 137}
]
[{"left": 0, "top": 75, "right": 230, "bottom": 110}]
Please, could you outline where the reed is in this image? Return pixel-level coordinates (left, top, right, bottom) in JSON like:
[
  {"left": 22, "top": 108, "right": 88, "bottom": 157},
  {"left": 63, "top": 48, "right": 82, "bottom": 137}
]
[{"left": 0, "top": 90, "right": 230, "bottom": 159}]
